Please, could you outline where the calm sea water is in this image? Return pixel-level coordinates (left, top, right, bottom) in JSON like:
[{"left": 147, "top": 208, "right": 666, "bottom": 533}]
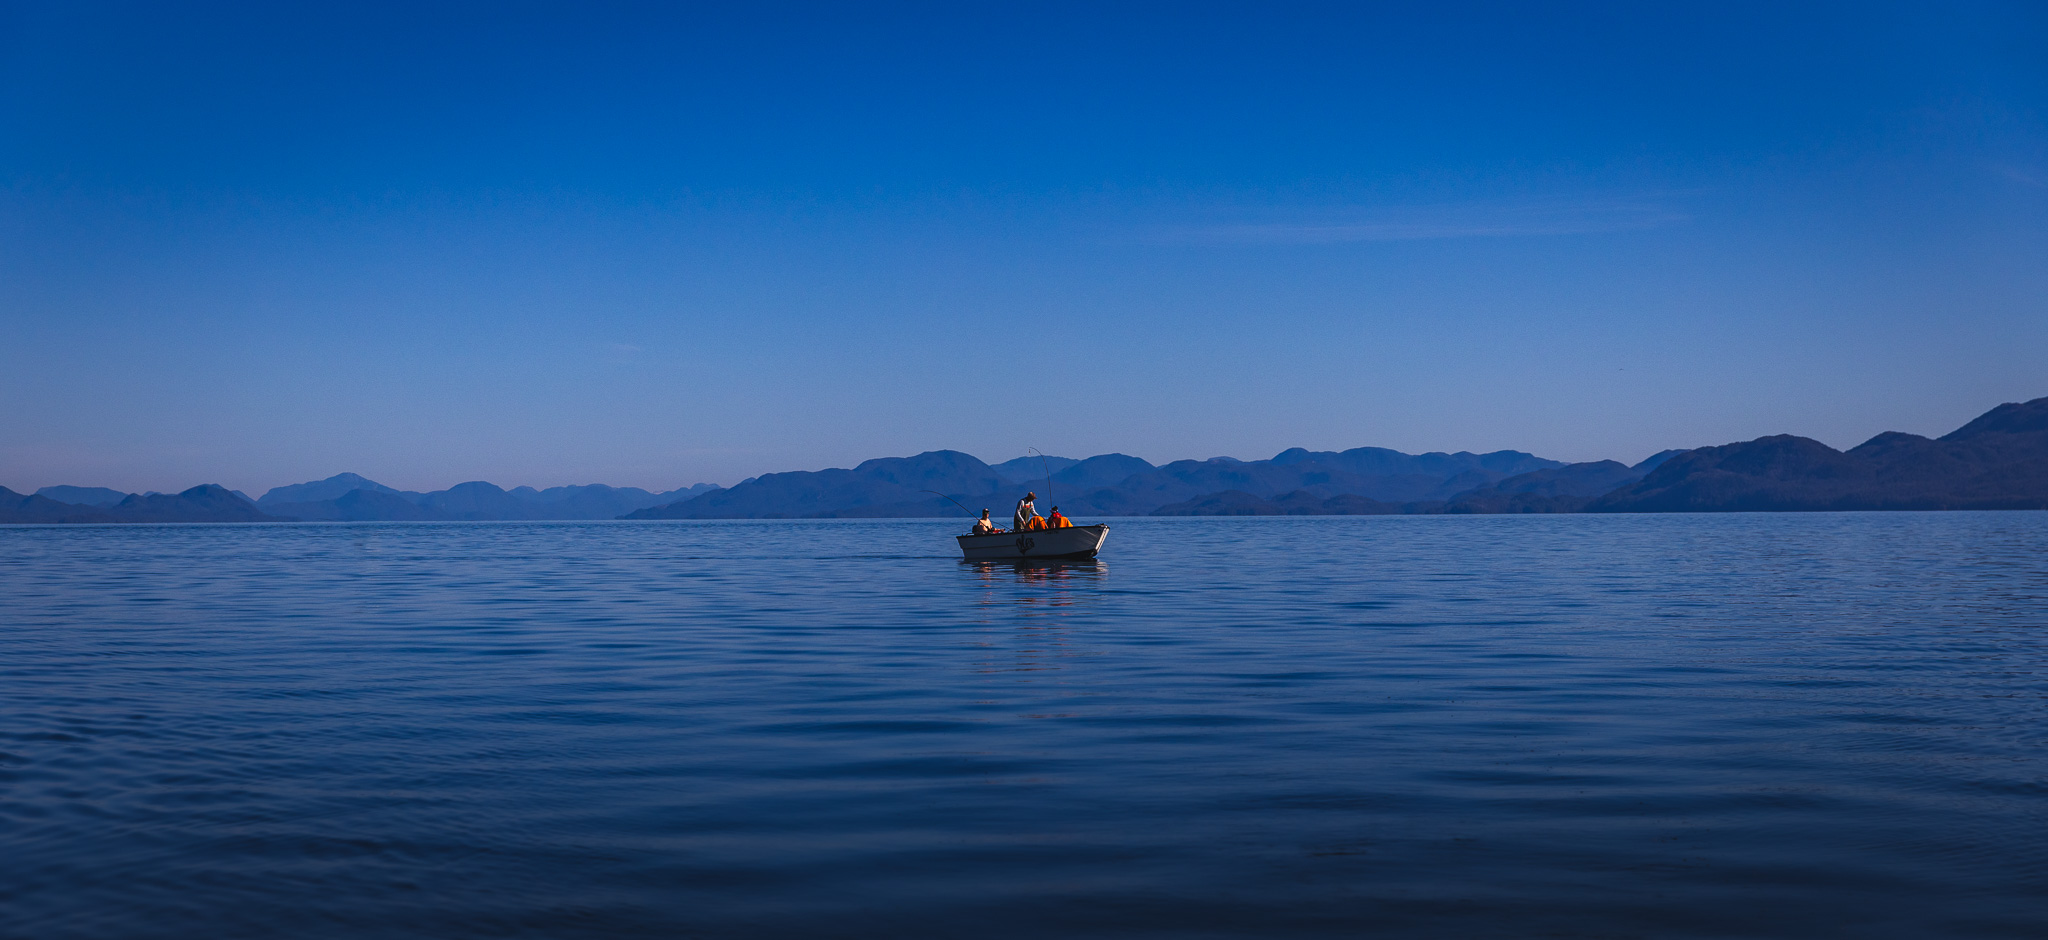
[{"left": 2, "top": 515, "right": 2045, "bottom": 938}]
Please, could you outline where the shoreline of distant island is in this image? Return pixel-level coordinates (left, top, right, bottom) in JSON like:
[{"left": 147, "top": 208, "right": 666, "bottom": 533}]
[{"left": 6, "top": 395, "right": 2046, "bottom": 525}]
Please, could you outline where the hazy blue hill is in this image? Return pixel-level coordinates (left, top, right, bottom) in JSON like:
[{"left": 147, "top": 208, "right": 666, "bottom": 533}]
[
  {"left": 1272, "top": 490, "right": 1421, "bottom": 514},
  {"left": 1941, "top": 398, "right": 2048, "bottom": 438},
  {"left": 1115, "top": 447, "right": 1561, "bottom": 507},
  {"left": 654, "top": 483, "right": 721, "bottom": 503},
  {"left": 500, "top": 483, "right": 685, "bottom": 520},
  {"left": 535, "top": 482, "right": 718, "bottom": 505},
  {"left": 627, "top": 451, "right": 1005, "bottom": 519},
  {"left": 1317, "top": 493, "right": 1419, "bottom": 514},
  {"left": 1502, "top": 462, "right": 1641, "bottom": 497},
  {"left": 990, "top": 455, "right": 1080, "bottom": 485},
  {"left": 1304, "top": 449, "right": 1563, "bottom": 501},
  {"left": 1844, "top": 398, "right": 2048, "bottom": 506},
  {"left": 259, "top": 473, "right": 420, "bottom": 507},
  {"left": 1034, "top": 486, "right": 1169, "bottom": 518},
  {"left": 419, "top": 482, "right": 528, "bottom": 520},
  {"left": 1266, "top": 491, "right": 1336, "bottom": 513},
  {"left": 1, "top": 487, "right": 119, "bottom": 523},
  {"left": 1590, "top": 396, "right": 2048, "bottom": 512},
  {"left": 259, "top": 472, "right": 661, "bottom": 519},
  {"left": 1142, "top": 449, "right": 1613, "bottom": 516},
  {"left": 1149, "top": 490, "right": 1285, "bottom": 515},
  {"left": 1271, "top": 446, "right": 1559, "bottom": 478},
  {"left": 1633, "top": 450, "right": 1687, "bottom": 472},
  {"left": 1151, "top": 489, "right": 1421, "bottom": 516},
  {"left": 1259, "top": 489, "right": 1413, "bottom": 515},
  {"left": 1589, "top": 436, "right": 1874, "bottom": 512},
  {"left": 853, "top": 451, "right": 1007, "bottom": 492},
  {"left": 1441, "top": 460, "right": 1645, "bottom": 513},
  {"left": 1103, "top": 453, "right": 1495, "bottom": 507},
  {"left": 1048, "top": 454, "right": 1156, "bottom": 491},
  {"left": 1102, "top": 458, "right": 1314, "bottom": 508},
  {"left": 1305, "top": 472, "right": 1445, "bottom": 502},
  {"left": 108, "top": 485, "right": 282, "bottom": 523},
  {"left": 1153, "top": 458, "right": 1397, "bottom": 503},
  {"left": 1424, "top": 468, "right": 1515, "bottom": 500},
  {"left": 4, "top": 484, "right": 271, "bottom": 523},
  {"left": 266, "top": 489, "right": 441, "bottom": 522},
  {"left": 258, "top": 475, "right": 725, "bottom": 521},
  {"left": 34, "top": 486, "right": 130, "bottom": 508},
  {"left": 960, "top": 454, "right": 1160, "bottom": 517}
]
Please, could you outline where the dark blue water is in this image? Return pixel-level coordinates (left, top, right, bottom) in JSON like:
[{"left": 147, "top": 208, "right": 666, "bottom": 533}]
[{"left": 3, "top": 515, "right": 2045, "bottom": 938}]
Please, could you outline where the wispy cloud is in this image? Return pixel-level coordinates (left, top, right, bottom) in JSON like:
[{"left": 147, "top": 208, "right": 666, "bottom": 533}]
[{"left": 1146, "top": 199, "right": 1690, "bottom": 245}]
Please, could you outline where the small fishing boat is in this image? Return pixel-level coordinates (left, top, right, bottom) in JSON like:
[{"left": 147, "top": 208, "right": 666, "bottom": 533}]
[{"left": 957, "top": 524, "right": 1109, "bottom": 561}]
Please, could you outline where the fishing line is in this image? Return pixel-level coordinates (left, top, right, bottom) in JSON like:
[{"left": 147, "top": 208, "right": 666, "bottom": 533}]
[{"left": 921, "top": 490, "right": 977, "bottom": 518}]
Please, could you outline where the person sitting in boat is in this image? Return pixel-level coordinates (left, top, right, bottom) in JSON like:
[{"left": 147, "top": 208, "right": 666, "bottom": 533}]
[
  {"left": 1013, "top": 493, "right": 1039, "bottom": 532},
  {"left": 972, "top": 509, "right": 998, "bottom": 535},
  {"left": 1047, "top": 506, "right": 1071, "bottom": 528}
]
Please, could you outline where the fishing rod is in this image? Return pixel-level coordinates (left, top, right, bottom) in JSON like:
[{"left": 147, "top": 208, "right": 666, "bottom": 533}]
[
  {"left": 1027, "top": 447, "right": 1054, "bottom": 505},
  {"left": 920, "top": 490, "right": 978, "bottom": 518}
]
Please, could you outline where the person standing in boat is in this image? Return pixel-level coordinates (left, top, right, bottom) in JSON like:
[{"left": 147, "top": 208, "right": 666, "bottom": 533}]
[
  {"left": 1013, "top": 492, "right": 1039, "bottom": 532},
  {"left": 973, "top": 509, "right": 998, "bottom": 535}
]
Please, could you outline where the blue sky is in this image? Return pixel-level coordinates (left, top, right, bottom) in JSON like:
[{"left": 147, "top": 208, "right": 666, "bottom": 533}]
[{"left": 3, "top": 2, "right": 2044, "bottom": 493}]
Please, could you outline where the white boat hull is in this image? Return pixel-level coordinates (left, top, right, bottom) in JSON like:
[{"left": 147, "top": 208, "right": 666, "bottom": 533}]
[{"left": 956, "top": 524, "right": 1109, "bottom": 560}]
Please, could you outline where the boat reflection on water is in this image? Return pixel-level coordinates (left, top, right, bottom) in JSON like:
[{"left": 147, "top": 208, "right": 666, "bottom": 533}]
[
  {"left": 963, "top": 557, "right": 1108, "bottom": 581},
  {"left": 963, "top": 559, "right": 1107, "bottom": 683},
  {"left": 963, "top": 558, "right": 1108, "bottom": 607}
]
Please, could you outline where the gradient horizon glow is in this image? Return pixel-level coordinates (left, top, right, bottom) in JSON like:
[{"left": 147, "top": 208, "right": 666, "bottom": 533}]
[{"left": 4, "top": 2, "right": 2044, "bottom": 494}]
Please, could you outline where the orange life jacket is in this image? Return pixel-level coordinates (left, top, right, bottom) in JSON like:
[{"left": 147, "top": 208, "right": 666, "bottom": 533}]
[
  {"left": 1049, "top": 513, "right": 1071, "bottom": 527},
  {"left": 1024, "top": 516, "right": 1048, "bottom": 530}
]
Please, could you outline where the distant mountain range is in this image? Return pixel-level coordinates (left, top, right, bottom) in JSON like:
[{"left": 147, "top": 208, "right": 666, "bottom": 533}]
[
  {"left": 254, "top": 477, "right": 722, "bottom": 521},
  {"left": 990, "top": 454, "right": 1079, "bottom": 485},
  {"left": 626, "top": 396, "right": 2048, "bottom": 519},
  {"left": 1149, "top": 451, "right": 1691, "bottom": 516},
  {"left": 6, "top": 396, "right": 2045, "bottom": 524},
  {"left": 629, "top": 451, "right": 1004, "bottom": 519},
  {"left": 1, "top": 484, "right": 280, "bottom": 524},
  {"left": 0, "top": 476, "right": 721, "bottom": 524},
  {"left": 33, "top": 485, "right": 131, "bottom": 508},
  {"left": 1587, "top": 397, "right": 2048, "bottom": 511}
]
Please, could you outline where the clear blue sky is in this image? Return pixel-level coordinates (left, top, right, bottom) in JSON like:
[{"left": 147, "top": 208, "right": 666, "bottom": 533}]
[{"left": 3, "top": 2, "right": 2044, "bottom": 494}]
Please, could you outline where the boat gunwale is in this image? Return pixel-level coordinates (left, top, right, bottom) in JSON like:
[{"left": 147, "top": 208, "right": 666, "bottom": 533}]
[{"left": 954, "top": 523, "right": 1109, "bottom": 544}]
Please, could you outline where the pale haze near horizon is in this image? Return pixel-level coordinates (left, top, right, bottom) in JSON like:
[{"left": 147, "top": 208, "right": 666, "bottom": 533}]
[{"left": 2, "top": 4, "right": 2044, "bottom": 497}]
